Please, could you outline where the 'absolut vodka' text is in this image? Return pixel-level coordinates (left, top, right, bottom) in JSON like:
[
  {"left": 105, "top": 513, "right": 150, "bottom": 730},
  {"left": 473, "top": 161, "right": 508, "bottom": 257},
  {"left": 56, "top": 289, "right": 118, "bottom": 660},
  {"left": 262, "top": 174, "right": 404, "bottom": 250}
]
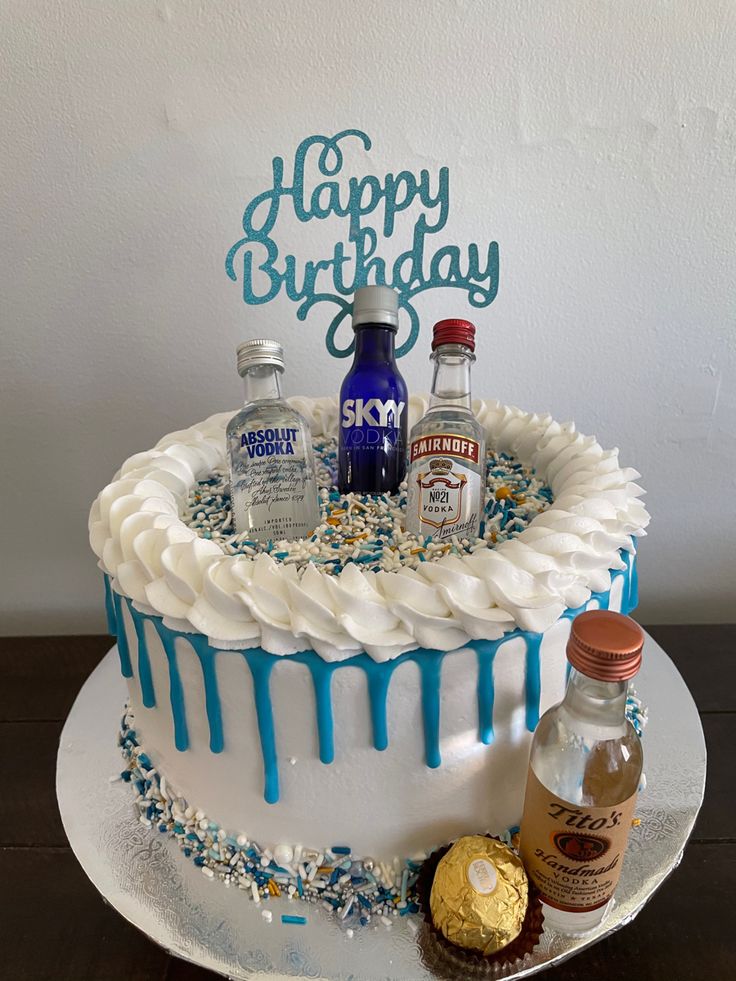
[{"left": 240, "top": 427, "right": 298, "bottom": 457}]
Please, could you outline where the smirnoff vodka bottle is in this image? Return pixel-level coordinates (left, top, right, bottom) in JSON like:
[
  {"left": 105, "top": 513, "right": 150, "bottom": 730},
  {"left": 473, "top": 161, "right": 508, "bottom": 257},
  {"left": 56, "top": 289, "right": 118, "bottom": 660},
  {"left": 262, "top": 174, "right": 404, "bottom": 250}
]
[
  {"left": 227, "top": 339, "right": 320, "bottom": 542},
  {"left": 338, "top": 286, "right": 408, "bottom": 494},
  {"left": 405, "top": 319, "right": 485, "bottom": 541},
  {"left": 520, "top": 610, "right": 644, "bottom": 934}
]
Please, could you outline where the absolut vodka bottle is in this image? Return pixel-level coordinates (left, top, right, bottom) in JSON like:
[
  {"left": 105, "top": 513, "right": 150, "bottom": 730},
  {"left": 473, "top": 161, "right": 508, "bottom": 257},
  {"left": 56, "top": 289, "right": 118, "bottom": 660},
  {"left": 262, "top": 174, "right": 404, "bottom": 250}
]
[
  {"left": 405, "top": 319, "right": 485, "bottom": 541},
  {"left": 520, "top": 610, "right": 644, "bottom": 934},
  {"left": 227, "top": 339, "right": 320, "bottom": 542},
  {"left": 338, "top": 286, "right": 408, "bottom": 494}
]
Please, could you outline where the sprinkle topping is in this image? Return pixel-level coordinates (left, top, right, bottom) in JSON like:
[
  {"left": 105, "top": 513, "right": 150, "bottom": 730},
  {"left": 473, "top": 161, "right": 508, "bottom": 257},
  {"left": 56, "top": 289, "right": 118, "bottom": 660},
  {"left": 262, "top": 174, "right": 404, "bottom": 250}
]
[{"left": 183, "top": 439, "right": 553, "bottom": 576}]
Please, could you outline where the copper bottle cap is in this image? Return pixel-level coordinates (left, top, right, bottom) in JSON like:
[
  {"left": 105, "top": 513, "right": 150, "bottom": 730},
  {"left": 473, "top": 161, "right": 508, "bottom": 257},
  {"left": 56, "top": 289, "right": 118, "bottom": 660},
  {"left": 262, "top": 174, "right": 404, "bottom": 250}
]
[{"left": 566, "top": 610, "right": 644, "bottom": 682}]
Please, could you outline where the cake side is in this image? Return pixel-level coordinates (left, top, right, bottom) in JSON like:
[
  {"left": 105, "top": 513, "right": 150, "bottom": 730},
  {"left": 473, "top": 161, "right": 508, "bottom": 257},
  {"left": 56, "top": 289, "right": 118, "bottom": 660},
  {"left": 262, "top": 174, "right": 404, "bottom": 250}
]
[{"left": 112, "top": 553, "right": 636, "bottom": 859}]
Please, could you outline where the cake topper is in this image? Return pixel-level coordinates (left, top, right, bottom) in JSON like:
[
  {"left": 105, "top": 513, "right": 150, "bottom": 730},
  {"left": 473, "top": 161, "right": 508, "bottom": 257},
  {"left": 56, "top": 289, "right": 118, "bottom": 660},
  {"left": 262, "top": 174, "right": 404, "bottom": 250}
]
[{"left": 225, "top": 130, "right": 499, "bottom": 358}]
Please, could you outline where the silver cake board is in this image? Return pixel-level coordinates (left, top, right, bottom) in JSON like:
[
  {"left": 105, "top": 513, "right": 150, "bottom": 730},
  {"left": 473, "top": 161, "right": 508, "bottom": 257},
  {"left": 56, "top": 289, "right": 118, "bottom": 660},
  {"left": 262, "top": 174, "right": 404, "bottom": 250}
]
[{"left": 57, "top": 631, "right": 705, "bottom": 980}]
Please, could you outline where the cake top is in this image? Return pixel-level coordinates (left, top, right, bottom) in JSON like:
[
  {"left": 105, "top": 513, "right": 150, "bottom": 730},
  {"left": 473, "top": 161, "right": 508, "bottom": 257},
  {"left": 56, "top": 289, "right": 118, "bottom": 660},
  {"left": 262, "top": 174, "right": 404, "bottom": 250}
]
[
  {"left": 180, "top": 439, "right": 553, "bottom": 573},
  {"left": 89, "top": 395, "right": 649, "bottom": 661}
]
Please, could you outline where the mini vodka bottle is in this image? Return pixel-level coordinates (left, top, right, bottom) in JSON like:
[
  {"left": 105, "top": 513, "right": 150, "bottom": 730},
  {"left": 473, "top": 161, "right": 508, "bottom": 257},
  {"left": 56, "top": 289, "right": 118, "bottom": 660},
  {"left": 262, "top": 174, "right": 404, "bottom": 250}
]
[
  {"left": 227, "top": 339, "right": 320, "bottom": 542},
  {"left": 405, "top": 319, "right": 485, "bottom": 542},
  {"left": 520, "top": 610, "right": 644, "bottom": 935},
  {"left": 338, "top": 286, "right": 408, "bottom": 494}
]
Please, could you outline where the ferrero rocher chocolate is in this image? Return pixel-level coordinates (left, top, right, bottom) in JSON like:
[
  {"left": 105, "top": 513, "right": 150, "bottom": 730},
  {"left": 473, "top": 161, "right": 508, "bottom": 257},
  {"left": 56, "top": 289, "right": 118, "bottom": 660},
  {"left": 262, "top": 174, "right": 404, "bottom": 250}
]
[{"left": 429, "top": 836, "right": 529, "bottom": 955}]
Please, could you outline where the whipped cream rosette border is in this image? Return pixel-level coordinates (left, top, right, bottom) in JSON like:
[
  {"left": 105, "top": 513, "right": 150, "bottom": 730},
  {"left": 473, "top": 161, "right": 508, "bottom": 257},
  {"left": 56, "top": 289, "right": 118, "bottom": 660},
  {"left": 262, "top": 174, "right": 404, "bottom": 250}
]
[{"left": 89, "top": 396, "right": 649, "bottom": 662}]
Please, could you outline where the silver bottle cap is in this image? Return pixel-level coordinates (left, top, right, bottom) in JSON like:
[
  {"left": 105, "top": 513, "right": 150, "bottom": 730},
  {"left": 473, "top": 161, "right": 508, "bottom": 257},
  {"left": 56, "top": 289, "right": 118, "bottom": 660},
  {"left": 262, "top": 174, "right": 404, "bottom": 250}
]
[
  {"left": 236, "top": 338, "right": 285, "bottom": 375},
  {"left": 351, "top": 285, "right": 399, "bottom": 330}
]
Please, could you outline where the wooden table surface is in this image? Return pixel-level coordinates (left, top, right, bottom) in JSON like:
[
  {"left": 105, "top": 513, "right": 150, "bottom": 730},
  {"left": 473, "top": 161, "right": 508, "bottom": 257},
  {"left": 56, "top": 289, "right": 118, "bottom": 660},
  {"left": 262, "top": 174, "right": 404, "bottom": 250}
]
[{"left": 1, "top": 626, "right": 733, "bottom": 980}]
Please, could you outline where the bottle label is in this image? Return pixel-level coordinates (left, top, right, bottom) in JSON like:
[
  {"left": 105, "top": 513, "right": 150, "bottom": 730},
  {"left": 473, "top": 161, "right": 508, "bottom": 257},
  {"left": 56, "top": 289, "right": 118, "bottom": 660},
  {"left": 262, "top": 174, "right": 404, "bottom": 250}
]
[
  {"left": 229, "top": 426, "right": 318, "bottom": 540},
  {"left": 340, "top": 398, "right": 406, "bottom": 453},
  {"left": 520, "top": 768, "right": 638, "bottom": 913},
  {"left": 341, "top": 398, "right": 406, "bottom": 431},
  {"left": 406, "top": 433, "right": 482, "bottom": 541},
  {"left": 239, "top": 427, "right": 299, "bottom": 458}
]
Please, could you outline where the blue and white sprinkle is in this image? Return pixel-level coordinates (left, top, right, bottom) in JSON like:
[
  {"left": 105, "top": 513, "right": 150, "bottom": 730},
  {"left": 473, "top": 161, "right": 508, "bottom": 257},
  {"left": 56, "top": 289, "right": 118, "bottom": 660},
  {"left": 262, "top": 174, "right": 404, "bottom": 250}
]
[
  {"left": 118, "top": 711, "right": 421, "bottom": 929},
  {"left": 626, "top": 688, "right": 648, "bottom": 738},
  {"left": 184, "top": 440, "right": 553, "bottom": 575}
]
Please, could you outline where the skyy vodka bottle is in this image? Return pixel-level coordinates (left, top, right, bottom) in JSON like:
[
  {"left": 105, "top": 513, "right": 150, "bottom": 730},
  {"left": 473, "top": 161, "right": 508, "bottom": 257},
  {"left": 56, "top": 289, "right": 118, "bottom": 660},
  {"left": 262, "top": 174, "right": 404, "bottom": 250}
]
[
  {"left": 227, "top": 339, "right": 320, "bottom": 542},
  {"left": 338, "top": 286, "right": 408, "bottom": 494},
  {"left": 520, "top": 610, "right": 644, "bottom": 935},
  {"left": 405, "top": 319, "right": 485, "bottom": 542}
]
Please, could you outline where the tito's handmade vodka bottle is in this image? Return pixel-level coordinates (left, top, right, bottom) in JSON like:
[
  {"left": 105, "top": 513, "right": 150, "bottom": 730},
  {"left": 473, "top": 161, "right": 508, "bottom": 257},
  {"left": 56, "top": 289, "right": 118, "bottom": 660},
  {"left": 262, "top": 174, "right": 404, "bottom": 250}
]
[
  {"left": 227, "top": 339, "right": 320, "bottom": 542},
  {"left": 520, "top": 610, "right": 644, "bottom": 935},
  {"left": 405, "top": 319, "right": 485, "bottom": 542}
]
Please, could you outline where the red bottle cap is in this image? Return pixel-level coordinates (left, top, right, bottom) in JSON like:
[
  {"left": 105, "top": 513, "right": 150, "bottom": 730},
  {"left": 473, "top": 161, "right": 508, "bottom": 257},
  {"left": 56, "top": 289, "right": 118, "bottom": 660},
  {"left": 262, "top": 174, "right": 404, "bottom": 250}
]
[
  {"left": 432, "top": 318, "right": 476, "bottom": 351},
  {"left": 566, "top": 610, "right": 644, "bottom": 682}
]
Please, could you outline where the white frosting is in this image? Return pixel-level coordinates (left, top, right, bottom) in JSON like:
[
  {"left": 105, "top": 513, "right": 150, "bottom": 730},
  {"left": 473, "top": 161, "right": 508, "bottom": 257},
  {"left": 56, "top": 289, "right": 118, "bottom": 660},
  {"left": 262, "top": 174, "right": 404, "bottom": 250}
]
[{"left": 90, "top": 396, "right": 648, "bottom": 660}]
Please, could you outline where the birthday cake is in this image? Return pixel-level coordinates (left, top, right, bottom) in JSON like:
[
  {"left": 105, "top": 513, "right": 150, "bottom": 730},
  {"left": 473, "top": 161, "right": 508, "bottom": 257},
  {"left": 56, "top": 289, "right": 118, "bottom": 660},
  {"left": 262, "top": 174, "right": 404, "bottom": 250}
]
[{"left": 89, "top": 392, "right": 648, "bottom": 914}]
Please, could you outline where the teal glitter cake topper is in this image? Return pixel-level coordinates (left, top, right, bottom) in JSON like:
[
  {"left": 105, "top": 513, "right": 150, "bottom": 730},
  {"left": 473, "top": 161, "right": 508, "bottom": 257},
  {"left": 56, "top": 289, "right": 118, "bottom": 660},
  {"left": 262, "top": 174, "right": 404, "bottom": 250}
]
[{"left": 225, "top": 130, "right": 499, "bottom": 358}]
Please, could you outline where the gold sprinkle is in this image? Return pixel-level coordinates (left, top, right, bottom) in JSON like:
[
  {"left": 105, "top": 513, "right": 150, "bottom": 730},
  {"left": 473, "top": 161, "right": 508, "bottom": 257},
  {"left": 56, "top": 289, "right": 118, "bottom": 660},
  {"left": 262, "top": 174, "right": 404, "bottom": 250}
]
[
  {"left": 631, "top": 817, "right": 641, "bottom": 827},
  {"left": 495, "top": 486, "right": 512, "bottom": 500}
]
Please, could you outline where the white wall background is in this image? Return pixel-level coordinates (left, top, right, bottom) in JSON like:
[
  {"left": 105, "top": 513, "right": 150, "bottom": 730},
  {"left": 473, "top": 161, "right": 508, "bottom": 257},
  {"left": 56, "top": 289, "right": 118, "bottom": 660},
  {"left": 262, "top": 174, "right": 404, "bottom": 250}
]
[{"left": 1, "top": 0, "right": 735, "bottom": 634}]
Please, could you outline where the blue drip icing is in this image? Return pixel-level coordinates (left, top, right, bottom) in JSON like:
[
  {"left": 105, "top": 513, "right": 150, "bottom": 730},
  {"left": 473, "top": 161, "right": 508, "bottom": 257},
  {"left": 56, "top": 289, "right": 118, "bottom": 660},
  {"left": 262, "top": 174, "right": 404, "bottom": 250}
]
[
  {"left": 112, "top": 543, "right": 637, "bottom": 805},
  {"left": 414, "top": 650, "right": 444, "bottom": 769},
  {"left": 128, "top": 599, "right": 156, "bottom": 708},
  {"left": 360, "top": 653, "right": 395, "bottom": 752},
  {"left": 293, "top": 653, "right": 336, "bottom": 765},
  {"left": 293, "top": 649, "right": 443, "bottom": 770},
  {"left": 120, "top": 597, "right": 223, "bottom": 754},
  {"left": 151, "top": 619, "right": 189, "bottom": 752},
  {"left": 622, "top": 550, "right": 633, "bottom": 613},
  {"left": 190, "top": 640, "right": 224, "bottom": 754},
  {"left": 111, "top": 590, "right": 133, "bottom": 678},
  {"left": 473, "top": 638, "right": 503, "bottom": 744},
  {"left": 103, "top": 575, "right": 117, "bottom": 635},
  {"left": 520, "top": 631, "right": 543, "bottom": 731},
  {"left": 628, "top": 552, "right": 639, "bottom": 612},
  {"left": 242, "top": 649, "right": 280, "bottom": 804}
]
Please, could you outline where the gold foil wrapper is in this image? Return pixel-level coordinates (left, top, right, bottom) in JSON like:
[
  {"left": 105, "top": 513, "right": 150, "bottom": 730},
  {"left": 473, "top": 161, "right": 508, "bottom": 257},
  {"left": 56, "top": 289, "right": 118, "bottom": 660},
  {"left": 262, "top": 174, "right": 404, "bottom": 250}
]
[{"left": 429, "top": 835, "right": 528, "bottom": 955}]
